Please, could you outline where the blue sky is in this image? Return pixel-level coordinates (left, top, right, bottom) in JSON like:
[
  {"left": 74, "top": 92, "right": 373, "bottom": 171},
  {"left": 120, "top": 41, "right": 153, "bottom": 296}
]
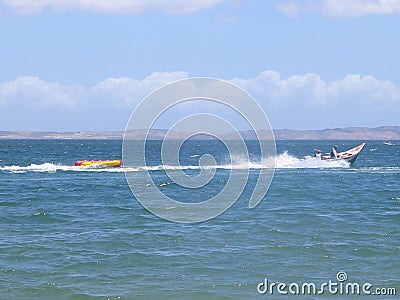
[{"left": 0, "top": 0, "right": 399, "bottom": 131}]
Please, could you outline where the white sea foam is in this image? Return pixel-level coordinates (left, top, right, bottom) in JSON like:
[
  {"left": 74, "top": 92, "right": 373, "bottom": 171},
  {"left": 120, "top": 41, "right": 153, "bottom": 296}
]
[
  {"left": 357, "top": 166, "right": 400, "bottom": 173},
  {"left": 273, "top": 152, "right": 350, "bottom": 168},
  {"left": 1, "top": 163, "right": 59, "bottom": 173},
  {"left": 0, "top": 163, "right": 125, "bottom": 173},
  {"left": 0, "top": 152, "right": 350, "bottom": 173}
]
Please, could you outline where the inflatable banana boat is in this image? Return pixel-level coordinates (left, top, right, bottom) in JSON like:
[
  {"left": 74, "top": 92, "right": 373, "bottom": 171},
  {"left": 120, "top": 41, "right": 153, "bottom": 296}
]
[{"left": 74, "top": 160, "right": 122, "bottom": 168}]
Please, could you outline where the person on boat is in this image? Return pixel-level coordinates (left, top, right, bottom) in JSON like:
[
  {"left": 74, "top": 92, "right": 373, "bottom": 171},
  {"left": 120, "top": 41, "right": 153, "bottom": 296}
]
[
  {"left": 314, "top": 149, "right": 322, "bottom": 159},
  {"left": 330, "top": 145, "right": 339, "bottom": 159}
]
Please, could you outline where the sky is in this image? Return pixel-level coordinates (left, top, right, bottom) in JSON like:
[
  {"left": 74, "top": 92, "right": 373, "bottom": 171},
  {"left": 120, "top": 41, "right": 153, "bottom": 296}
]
[{"left": 0, "top": 0, "right": 399, "bottom": 131}]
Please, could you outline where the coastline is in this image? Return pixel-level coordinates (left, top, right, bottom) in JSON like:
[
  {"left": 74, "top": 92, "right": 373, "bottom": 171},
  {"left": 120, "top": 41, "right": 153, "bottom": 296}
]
[{"left": 0, "top": 126, "right": 399, "bottom": 140}]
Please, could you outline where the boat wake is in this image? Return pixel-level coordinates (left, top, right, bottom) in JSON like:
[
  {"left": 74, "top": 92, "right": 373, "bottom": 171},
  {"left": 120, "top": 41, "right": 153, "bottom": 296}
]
[
  {"left": 0, "top": 152, "right": 351, "bottom": 174},
  {"left": 0, "top": 163, "right": 126, "bottom": 173},
  {"left": 273, "top": 152, "right": 350, "bottom": 168}
]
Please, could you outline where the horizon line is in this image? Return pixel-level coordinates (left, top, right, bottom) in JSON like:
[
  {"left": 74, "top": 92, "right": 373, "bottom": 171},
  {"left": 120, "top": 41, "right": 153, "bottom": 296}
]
[{"left": 1, "top": 125, "right": 400, "bottom": 133}]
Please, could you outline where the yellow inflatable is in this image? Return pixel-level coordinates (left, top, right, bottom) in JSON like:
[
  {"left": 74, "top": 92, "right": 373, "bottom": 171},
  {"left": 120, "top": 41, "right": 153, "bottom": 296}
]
[{"left": 74, "top": 160, "right": 122, "bottom": 167}]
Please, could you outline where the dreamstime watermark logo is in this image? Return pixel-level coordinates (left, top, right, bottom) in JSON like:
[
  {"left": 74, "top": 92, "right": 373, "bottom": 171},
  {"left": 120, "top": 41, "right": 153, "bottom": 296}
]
[
  {"left": 122, "top": 78, "right": 276, "bottom": 223},
  {"left": 257, "top": 272, "right": 397, "bottom": 296}
]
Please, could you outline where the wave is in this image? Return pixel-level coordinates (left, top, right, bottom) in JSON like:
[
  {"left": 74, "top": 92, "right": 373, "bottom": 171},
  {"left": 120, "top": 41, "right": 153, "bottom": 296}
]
[
  {"left": 0, "top": 152, "right": 351, "bottom": 173},
  {"left": 356, "top": 166, "right": 400, "bottom": 174}
]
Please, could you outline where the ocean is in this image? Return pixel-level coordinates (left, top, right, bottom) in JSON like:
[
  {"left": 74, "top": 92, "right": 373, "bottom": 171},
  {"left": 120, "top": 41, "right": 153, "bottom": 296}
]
[{"left": 0, "top": 139, "right": 399, "bottom": 299}]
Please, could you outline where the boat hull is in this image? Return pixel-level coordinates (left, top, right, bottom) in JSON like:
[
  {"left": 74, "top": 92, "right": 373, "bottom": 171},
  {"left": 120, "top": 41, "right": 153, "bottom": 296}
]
[{"left": 322, "top": 143, "right": 365, "bottom": 165}]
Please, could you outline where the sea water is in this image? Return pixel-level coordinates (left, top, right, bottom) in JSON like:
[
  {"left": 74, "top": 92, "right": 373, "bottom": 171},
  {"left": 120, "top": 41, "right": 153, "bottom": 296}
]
[{"left": 0, "top": 140, "right": 399, "bottom": 299}]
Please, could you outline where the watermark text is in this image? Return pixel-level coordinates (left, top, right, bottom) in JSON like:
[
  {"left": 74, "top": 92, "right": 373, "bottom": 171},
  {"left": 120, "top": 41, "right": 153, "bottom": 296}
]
[{"left": 257, "top": 272, "right": 397, "bottom": 296}]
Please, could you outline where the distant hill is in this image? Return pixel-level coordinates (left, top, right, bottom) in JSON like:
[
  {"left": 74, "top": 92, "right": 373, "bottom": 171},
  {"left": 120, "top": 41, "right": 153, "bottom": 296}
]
[
  {"left": 0, "top": 130, "right": 124, "bottom": 140},
  {"left": 1, "top": 126, "right": 399, "bottom": 140},
  {"left": 273, "top": 126, "right": 400, "bottom": 140}
]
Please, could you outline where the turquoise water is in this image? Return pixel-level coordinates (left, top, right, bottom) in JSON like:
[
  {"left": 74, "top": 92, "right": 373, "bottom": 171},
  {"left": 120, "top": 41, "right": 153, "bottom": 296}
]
[{"left": 0, "top": 140, "right": 399, "bottom": 299}]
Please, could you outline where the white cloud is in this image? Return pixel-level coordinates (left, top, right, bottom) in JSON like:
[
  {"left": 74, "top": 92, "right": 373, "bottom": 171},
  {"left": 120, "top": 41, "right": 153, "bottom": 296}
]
[
  {"left": 0, "top": 72, "right": 188, "bottom": 109},
  {"left": 232, "top": 71, "right": 400, "bottom": 128},
  {"left": 276, "top": 0, "right": 400, "bottom": 17},
  {"left": 232, "top": 71, "right": 400, "bottom": 105},
  {"left": 90, "top": 71, "right": 188, "bottom": 106},
  {"left": 0, "top": 0, "right": 226, "bottom": 14},
  {"left": 0, "top": 76, "right": 82, "bottom": 108},
  {"left": 0, "top": 72, "right": 190, "bottom": 130},
  {"left": 0, "top": 71, "right": 399, "bottom": 130}
]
